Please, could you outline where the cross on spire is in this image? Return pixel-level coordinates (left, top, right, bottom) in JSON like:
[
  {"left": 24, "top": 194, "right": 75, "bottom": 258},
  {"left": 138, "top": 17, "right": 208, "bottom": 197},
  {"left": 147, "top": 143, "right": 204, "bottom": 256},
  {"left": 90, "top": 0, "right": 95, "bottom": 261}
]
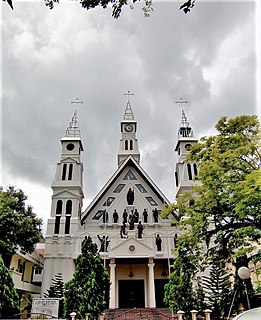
[
  {"left": 71, "top": 98, "right": 83, "bottom": 104},
  {"left": 65, "top": 110, "right": 81, "bottom": 137},
  {"left": 123, "top": 91, "right": 134, "bottom": 120}
]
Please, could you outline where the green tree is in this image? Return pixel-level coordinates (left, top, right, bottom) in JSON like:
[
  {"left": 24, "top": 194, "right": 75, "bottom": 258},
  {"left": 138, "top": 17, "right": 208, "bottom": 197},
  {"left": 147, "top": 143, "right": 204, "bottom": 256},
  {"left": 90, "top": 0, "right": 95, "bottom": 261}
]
[
  {"left": 0, "top": 256, "right": 20, "bottom": 318},
  {"left": 201, "top": 255, "right": 232, "bottom": 319},
  {"left": 64, "top": 236, "right": 110, "bottom": 319},
  {"left": 0, "top": 186, "right": 42, "bottom": 267},
  {"left": 44, "top": 273, "right": 64, "bottom": 317},
  {"left": 162, "top": 115, "right": 260, "bottom": 312}
]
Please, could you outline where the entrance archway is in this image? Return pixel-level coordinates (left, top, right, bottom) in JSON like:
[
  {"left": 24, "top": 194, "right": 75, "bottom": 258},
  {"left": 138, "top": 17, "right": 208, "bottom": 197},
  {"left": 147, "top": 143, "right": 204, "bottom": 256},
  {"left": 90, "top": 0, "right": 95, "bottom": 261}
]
[{"left": 118, "top": 280, "right": 145, "bottom": 308}]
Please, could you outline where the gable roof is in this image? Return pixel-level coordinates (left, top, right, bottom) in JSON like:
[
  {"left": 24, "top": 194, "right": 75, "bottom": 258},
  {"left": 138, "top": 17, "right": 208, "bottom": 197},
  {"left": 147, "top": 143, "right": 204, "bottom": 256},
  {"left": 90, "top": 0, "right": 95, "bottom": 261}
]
[{"left": 81, "top": 155, "right": 170, "bottom": 223}]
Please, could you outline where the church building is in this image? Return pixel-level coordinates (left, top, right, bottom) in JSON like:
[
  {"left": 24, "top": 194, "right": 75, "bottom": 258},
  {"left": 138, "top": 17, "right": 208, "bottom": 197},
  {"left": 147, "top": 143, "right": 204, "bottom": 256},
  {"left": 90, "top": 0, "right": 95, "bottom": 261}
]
[{"left": 42, "top": 98, "right": 197, "bottom": 310}]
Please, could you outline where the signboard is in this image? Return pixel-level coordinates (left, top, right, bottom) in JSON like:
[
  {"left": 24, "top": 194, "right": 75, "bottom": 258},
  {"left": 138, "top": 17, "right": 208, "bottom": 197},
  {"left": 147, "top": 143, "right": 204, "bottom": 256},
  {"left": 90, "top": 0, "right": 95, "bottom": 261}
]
[{"left": 31, "top": 298, "right": 59, "bottom": 319}]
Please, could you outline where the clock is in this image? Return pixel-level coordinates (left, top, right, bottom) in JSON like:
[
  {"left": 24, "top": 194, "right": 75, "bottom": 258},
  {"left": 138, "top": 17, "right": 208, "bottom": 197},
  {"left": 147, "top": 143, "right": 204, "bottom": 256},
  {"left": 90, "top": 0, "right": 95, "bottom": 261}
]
[{"left": 124, "top": 124, "right": 133, "bottom": 132}]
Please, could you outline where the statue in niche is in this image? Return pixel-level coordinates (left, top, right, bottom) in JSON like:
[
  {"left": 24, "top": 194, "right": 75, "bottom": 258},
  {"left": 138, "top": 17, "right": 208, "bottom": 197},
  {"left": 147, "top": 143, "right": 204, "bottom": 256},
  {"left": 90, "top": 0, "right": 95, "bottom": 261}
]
[
  {"left": 122, "top": 209, "right": 128, "bottom": 224},
  {"left": 120, "top": 222, "right": 127, "bottom": 238},
  {"left": 153, "top": 208, "right": 159, "bottom": 223},
  {"left": 137, "top": 221, "right": 144, "bottom": 239},
  {"left": 155, "top": 234, "right": 162, "bottom": 251},
  {"left": 174, "top": 233, "right": 178, "bottom": 248},
  {"left": 97, "top": 235, "right": 110, "bottom": 252},
  {"left": 127, "top": 188, "right": 134, "bottom": 205},
  {"left": 143, "top": 209, "right": 148, "bottom": 223},
  {"left": 113, "top": 209, "right": 119, "bottom": 223}
]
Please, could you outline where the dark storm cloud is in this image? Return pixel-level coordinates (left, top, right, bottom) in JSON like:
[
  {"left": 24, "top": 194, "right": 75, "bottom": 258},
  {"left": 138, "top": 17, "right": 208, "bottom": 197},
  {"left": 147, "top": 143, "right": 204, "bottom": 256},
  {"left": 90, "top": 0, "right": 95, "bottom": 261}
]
[{"left": 1, "top": 1, "right": 258, "bottom": 227}]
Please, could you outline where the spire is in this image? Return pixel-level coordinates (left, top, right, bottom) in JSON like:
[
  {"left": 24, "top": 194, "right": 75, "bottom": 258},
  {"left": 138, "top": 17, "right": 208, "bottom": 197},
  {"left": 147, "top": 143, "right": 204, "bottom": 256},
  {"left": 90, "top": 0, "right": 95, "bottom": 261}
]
[
  {"left": 123, "top": 100, "right": 134, "bottom": 120},
  {"left": 178, "top": 109, "right": 194, "bottom": 138},
  {"left": 65, "top": 110, "right": 80, "bottom": 137},
  {"left": 123, "top": 91, "right": 134, "bottom": 120}
]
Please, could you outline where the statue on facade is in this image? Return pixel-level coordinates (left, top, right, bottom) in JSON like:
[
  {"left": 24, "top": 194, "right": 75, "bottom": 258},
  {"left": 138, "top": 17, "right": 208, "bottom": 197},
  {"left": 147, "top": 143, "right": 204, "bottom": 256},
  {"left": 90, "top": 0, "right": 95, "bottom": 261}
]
[
  {"left": 137, "top": 221, "right": 144, "bottom": 239},
  {"left": 129, "top": 211, "right": 135, "bottom": 230},
  {"left": 127, "top": 188, "right": 134, "bottom": 205},
  {"left": 152, "top": 209, "right": 158, "bottom": 223},
  {"left": 103, "top": 210, "right": 108, "bottom": 223},
  {"left": 174, "top": 233, "right": 178, "bottom": 248},
  {"left": 113, "top": 209, "right": 119, "bottom": 223},
  {"left": 134, "top": 208, "right": 139, "bottom": 223},
  {"left": 122, "top": 209, "right": 128, "bottom": 224},
  {"left": 143, "top": 208, "right": 148, "bottom": 223},
  {"left": 97, "top": 235, "right": 110, "bottom": 252},
  {"left": 155, "top": 234, "right": 162, "bottom": 251},
  {"left": 120, "top": 222, "right": 127, "bottom": 238}
]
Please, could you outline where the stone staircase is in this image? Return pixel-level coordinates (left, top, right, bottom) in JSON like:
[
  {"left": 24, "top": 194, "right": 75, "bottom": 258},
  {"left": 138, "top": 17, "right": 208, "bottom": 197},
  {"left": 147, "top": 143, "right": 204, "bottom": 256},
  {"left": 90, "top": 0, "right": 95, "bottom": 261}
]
[{"left": 105, "top": 308, "right": 174, "bottom": 320}]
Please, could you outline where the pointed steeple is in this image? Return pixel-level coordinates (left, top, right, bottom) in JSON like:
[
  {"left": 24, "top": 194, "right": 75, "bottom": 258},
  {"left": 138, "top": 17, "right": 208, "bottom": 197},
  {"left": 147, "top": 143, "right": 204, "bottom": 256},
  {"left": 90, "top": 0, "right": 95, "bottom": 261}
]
[
  {"left": 123, "top": 100, "right": 134, "bottom": 120},
  {"left": 65, "top": 110, "right": 80, "bottom": 137},
  {"left": 178, "top": 109, "right": 194, "bottom": 138}
]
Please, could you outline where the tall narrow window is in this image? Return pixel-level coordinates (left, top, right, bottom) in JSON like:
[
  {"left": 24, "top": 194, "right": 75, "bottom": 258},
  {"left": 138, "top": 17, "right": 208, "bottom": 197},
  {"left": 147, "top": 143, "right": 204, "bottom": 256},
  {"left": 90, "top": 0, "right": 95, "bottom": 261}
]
[
  {"left": 65, "top": 200, "right": 72, "bottom": 234},
  {"left": 62, "top": 164, "right": 67, "bottom": 180},
  {"left": 54, "top": 200, "right": 63, "bottom": 234},
  {"left": 193, "top": 163, "right": 198, "bottom": 176},
  {"left": 187, "top": 163, "right": 192, "bottom": 180},
  {"left": 130, "top": 140, "right": 133, "bottom": 150},
  {"left": 68, "top": 163, "right": 73, "bottom": 180},
  {"left": 175, "top": 171, "right": 179, "bottom": 187},
  {"left": 125, "top": 140, "right": 128, "bottom": 150}
]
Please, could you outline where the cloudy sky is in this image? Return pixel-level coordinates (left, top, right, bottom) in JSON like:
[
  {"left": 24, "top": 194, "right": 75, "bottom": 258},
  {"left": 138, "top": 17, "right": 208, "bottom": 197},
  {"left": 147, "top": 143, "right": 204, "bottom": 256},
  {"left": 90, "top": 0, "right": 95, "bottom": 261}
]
[{"left": 1, "top": 0, "right": 260, "bottom": 235}]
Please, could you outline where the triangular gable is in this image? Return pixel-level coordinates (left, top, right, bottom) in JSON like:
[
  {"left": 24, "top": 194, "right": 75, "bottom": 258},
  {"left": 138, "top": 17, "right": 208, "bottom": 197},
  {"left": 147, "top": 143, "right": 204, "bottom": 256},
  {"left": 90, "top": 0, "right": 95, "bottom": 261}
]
[
  {"left": 52, "top": 189, "right": 81, "bottom": 198},
  {"left": 109, "top": 237, "right": 154, "bottom": 258},
  {"left": 81, "top": 155, "right": 170, "bottom": 223}
]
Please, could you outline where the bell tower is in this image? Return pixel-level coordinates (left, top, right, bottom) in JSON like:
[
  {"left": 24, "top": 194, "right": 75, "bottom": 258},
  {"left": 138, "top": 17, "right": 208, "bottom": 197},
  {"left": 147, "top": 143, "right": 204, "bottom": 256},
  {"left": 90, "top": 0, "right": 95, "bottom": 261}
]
[
  {"left": 42, "top": 110, "right": 84, "bottom": 295},
  {"left": 174, "top": 109, "right": 198, "bottom": 198},
  {"left": 118, "top": 94, "right": 140, "bottom": 166}
]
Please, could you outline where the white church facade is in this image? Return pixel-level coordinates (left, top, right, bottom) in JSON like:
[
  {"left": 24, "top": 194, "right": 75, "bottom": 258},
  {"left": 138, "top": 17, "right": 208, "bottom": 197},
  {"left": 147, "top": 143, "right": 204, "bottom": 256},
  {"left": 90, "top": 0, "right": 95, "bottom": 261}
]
[{"left": 42, "top": 99, "right": 198, "bottom": 310}]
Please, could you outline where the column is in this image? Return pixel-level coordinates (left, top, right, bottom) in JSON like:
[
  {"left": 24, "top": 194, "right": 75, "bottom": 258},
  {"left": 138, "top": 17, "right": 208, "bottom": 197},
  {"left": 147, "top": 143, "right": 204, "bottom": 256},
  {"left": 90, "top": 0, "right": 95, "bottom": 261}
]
[
  {"left": 109, "top": 261, "right": 116, "bottom": 309},
  {"left": 147, "top": 258, "right": 156, "bottom": 308}
]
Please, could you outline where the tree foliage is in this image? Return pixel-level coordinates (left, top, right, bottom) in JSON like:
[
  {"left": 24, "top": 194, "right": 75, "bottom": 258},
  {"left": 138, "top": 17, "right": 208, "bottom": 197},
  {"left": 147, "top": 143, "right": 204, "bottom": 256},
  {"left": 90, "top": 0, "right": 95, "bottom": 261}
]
[
  {"left": 162, "top": 115, "right": 260, "bottom": 314},
  {"left": 0, "top": 256, "right": 20, "bottom": 318},
  {"left": 3, "top": 0, "right": 197, "bottom": 18},
  {"left": 0, "top": 186, "right": 42, "bottom": 267},
  {"left": 64, "top": 236, "right": 110, "bottom": 319},
  {"left": 44, "top": 273, "right": 64, "bottom": 317}
]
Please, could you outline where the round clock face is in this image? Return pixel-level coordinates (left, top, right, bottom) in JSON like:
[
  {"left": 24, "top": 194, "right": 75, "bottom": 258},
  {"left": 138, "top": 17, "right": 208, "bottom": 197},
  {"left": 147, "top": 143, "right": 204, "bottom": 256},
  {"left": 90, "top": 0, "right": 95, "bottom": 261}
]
[
  {"left": 66, "top": 143, "right": 75, "bottom": 151},
  {"left": 125, "top": 124, "right": 133, "bottom": 132}
]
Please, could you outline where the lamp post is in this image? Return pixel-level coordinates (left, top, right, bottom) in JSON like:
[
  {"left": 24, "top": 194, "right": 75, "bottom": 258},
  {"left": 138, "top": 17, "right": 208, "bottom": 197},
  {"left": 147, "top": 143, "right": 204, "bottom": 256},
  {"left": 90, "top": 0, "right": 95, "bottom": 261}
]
[{"left": 238, "top": 266, "right": 251, "bottom": 310}]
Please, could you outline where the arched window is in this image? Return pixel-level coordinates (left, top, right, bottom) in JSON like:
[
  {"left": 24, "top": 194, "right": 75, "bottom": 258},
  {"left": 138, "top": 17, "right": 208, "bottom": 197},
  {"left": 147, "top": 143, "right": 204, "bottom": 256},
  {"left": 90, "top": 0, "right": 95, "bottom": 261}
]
[
  {"left": 187, "top": 163, "right": 192, "bottom": 180},
  {"left": 193, "top": 163, "right": 198, "bottom": 176},
  {"left": 65, "top": 200, "right": 72, "bottom": 234},
  {"left": 68, "top": 164, "right": 73, "bottom": 180},
  {"left": 130, "top": 140, "right": 133, "bottom": 150},
  {"left": 175, "top": 171, "right": 179, "bottom": 187},
  {"left": 54, "top": 200, "right": 63, "bottom": 234},
  {"left": 62, "top": 164, "right": 67, "bottom": 180},
  {"left": 125, "top": 140, "right": 128, "bottom": 150}
]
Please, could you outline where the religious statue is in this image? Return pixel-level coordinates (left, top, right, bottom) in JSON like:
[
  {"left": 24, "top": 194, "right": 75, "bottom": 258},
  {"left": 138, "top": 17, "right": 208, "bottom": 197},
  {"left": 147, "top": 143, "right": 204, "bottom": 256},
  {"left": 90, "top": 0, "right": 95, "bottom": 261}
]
[
  {"left": 134, "top": 208, "right": 139, "bottom": 223},
  {"left": 97, "top": 235, "right": 110, "bottom": 252},
  {"left": 153, "top": 208, "right": 159, "bottom": 223},
  {"left": 143, "top": 209, "right": 148, "bottom": 223},
  {"left": 155, "top": 234, "right": 162, "bottom": 251},
  {"left": 129, "top": 212, "right": 135, "bottom": 230},
  {"left": 120, "top": 222, "right": 127, "bottom": 238},
  {"left": 103, "top": 210, "right": 108, "bottom": 223},
  {"left": 113, "top": 209, "right": 119, "bottom": 223},
  {"left": 137, "top": 221, "right": 144, "bottom": 239},
  {"left": 122, "top": 209, "right": 128, "bottom": 224},
  {"left": 174, "top": 233, "right": 178, "bottom": 248},
  {"left": 127, "top": 188, "right": 134, "bottom": 205}
]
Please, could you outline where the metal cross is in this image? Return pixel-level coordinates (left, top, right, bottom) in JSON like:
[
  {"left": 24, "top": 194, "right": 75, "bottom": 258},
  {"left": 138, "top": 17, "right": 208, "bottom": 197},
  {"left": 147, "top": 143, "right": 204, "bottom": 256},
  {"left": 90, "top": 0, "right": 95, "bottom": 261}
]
[
  {"left": 175, "top": 97, "right": 188, "bottom": 105},
  {"left": 124, "top": 91, "right": 134, "bottom": 99},
  {"left": 71, "top": 98, "right": 83, "bottom": 104}
]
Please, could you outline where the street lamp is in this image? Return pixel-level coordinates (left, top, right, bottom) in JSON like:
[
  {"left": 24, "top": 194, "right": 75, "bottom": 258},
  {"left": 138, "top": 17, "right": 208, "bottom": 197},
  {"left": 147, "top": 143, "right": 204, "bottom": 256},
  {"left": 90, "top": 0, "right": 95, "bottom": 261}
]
[{"left": 238, "top": 266, "right": 251, "bottom": 310}]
